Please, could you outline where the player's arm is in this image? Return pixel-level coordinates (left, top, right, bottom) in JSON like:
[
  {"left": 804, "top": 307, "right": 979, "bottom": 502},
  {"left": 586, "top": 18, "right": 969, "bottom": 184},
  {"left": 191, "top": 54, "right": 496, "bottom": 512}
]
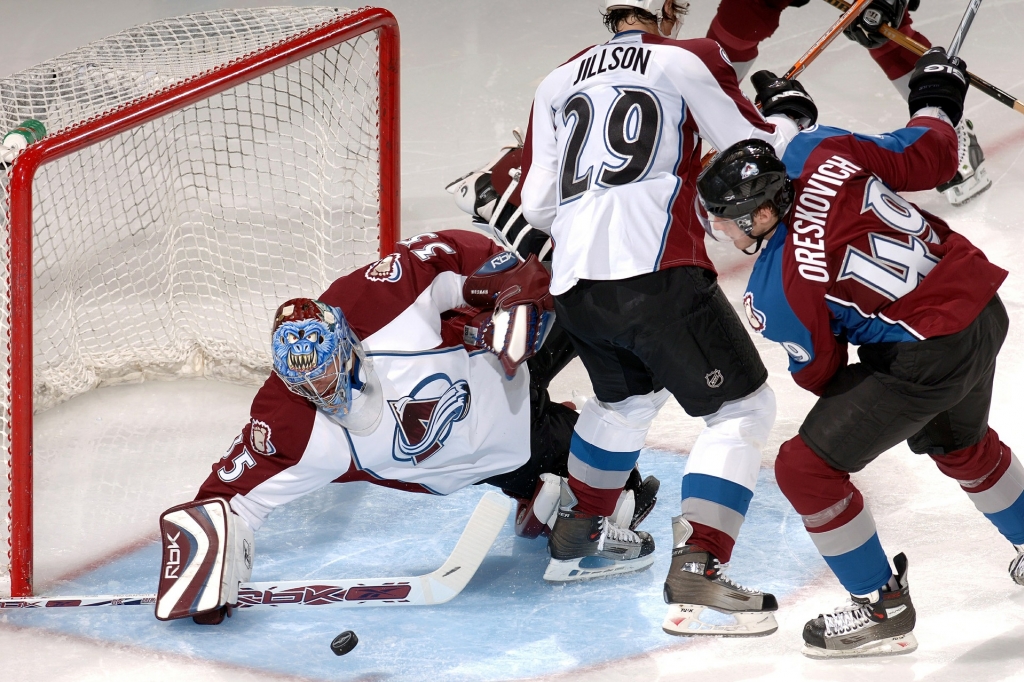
[
  {"left": 520, "top": 90, "right": 561, "bottom": 230},
  {"left": 761, "top": 265, "right": 848, "bottom": 396},
  {"left": 668, "top": 39, "right": 798, "bottom": 157},
  {"left": 831, "top": 48, "right": 967, "bottom": 192}
]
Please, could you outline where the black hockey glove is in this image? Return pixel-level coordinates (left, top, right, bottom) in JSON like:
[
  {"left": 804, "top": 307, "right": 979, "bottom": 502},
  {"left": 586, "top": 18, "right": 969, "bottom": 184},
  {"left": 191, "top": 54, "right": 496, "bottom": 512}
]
[
  {"left": 907, "top": 47, "right": 969, "bottom": 126},
  {"left": 843, "top": 0, "right": 909, "bottom": 49},
  {"left": 752, "top": 70, "right": 818, "bottom": 129}
]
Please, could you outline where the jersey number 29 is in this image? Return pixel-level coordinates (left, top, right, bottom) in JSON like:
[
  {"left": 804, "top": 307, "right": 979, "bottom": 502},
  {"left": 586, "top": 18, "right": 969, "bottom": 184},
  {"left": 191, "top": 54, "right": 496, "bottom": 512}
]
[{"left": 559, "top": 88, "right": 662, "bottom": 203}]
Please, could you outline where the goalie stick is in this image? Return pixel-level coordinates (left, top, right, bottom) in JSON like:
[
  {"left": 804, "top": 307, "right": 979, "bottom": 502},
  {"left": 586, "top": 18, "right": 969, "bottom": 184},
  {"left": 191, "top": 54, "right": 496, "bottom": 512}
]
[
  {"left": 820, "top": 0, "right": 1024, "bottom": 115},
  {"left": 0, "top": 491, "right": 512, "bottom": 611}
]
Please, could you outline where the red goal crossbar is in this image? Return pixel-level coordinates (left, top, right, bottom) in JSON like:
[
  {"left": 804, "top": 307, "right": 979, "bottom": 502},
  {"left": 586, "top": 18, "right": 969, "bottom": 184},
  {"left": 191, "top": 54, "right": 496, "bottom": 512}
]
[{"left": 5, "top": 7, "right": 401, "bottom": 597}]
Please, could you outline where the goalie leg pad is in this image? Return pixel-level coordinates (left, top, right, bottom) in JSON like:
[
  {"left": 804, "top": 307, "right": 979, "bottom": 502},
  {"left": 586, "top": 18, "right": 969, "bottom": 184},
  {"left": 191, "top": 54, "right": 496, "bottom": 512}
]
[
  {"left": 156, "top": 498, "right": 254, "bottom": 622},
  {"left": 514, "top": 473, "right": 562, "bottom": 538}
]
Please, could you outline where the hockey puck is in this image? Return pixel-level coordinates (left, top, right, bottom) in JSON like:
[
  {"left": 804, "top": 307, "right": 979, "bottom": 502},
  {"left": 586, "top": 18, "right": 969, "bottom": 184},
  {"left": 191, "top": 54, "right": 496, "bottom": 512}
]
[{"left": 330, "top": 630, "right": 358, "bottom": 656}]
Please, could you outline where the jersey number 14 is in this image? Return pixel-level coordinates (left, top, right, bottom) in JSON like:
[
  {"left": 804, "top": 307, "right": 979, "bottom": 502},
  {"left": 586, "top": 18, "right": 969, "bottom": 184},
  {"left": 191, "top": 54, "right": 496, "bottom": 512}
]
[{"left": 559, "top": 88, "right": 662, "bottom": 203}]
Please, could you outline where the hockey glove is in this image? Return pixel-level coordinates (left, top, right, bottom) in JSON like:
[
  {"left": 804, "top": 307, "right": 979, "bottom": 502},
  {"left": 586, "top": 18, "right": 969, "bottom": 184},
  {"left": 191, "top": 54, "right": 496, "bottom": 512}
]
[
  {"left": 463, "top": 251, "right": 554, "bottom": 312},
  {"left": 752, "top": 71, "right": 818, "bottom": 129},
  {"left": 908, "top": 47, "right": 969, "bottom": 126},
  {"left": 843, "top": 0, "right": 909, "bottom": 49},
  {"left": 465, "top": 303, "right": 555, "bottom": 379}
]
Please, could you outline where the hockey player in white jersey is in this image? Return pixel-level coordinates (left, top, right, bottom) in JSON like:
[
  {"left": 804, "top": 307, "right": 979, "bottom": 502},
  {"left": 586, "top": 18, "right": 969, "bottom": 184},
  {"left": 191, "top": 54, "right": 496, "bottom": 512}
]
[
  {"left": 154, "top": 229, "right": 659, "bottom": 625},
  {"left": 517, "top": 0, "right": 817, "bottom": 635}
]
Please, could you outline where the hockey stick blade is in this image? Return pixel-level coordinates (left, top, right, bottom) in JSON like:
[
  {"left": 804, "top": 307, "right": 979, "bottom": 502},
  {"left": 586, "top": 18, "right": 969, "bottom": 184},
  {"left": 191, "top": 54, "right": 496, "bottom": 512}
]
[{"left": 0, "top": 491, "right": 512, "bottom": 611}]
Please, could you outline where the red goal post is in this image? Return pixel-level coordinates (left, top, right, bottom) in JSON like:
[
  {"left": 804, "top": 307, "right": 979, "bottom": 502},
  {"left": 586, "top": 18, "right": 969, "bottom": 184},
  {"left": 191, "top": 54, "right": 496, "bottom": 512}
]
[{"left": 3, "top": 7, "right": 401, "bottom": 597}]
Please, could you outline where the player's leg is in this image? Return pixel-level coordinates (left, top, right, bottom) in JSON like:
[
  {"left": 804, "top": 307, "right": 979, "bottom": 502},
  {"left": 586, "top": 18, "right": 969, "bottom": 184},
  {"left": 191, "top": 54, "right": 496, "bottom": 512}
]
[
  {"left": 540, "top": 286, "right": 666, "bottom": 581},
  {"left": 624, "top": 268, "right": 779, "bottom": 636},
  {"left": 862, "top": 12, "right": 990, "bottom": 204},
  {"left": 906, "top": 298, "right": 1024, "bottom": 585},
  {"left": 706, "top": 0, "right": 794, "bottom": 80}
]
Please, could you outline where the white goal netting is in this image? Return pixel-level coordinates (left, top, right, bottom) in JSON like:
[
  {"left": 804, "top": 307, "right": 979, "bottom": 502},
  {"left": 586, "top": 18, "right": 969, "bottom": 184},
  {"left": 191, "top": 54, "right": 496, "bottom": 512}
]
[{"left": 0, "top": 7, "right": 394, "bottom": 591}]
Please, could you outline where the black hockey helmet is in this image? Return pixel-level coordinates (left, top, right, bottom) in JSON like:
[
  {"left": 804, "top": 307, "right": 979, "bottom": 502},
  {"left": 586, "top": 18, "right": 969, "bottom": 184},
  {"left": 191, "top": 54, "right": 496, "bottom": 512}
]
[{"left": 697, "top": 138, "right": 793, "bottom": 236}]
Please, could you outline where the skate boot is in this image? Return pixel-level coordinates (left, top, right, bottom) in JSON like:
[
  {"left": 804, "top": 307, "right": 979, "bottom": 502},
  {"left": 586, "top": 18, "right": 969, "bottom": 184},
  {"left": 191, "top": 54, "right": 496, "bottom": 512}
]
[
  {"left": 662, "top": 516, "right": 778, "bottom": 637},
  {"left": 544, "top": 480, "right": 656, "bottom": 582},
  {"left": 803, "top": 552, "right": 917, "bottom": 658},
  {"left": 937, "top": 119, "right": 991, "bottom": 205},
  {"left": 1010, "top": 544, "right": 1024, "bottom": 586}
]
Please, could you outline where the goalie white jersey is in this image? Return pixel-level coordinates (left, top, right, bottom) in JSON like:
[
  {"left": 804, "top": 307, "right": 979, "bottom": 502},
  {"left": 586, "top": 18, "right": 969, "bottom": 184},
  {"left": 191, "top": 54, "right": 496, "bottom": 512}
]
[
  {"left": 519, "top": 31, "right": 797, "bottom": 295},
  {"left": 196, "top": 231, "right": 530, "bottom": 531}
]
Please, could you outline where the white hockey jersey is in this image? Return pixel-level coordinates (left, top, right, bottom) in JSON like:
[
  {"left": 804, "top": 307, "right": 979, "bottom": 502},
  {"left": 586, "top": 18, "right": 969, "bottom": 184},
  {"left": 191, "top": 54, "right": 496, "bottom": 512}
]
[
  {"left": 196, "top": 231, "right": 530, "bottom": 531},
  {"left": 520, "top": 30, "right": 797, "bottom": 295}
]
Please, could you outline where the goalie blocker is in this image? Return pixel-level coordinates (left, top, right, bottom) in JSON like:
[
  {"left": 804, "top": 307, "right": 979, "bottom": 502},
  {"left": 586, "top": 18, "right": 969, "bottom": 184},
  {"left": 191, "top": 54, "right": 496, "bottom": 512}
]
[{"left": 156, "top": 499, "right": 254, "bottom": 624}]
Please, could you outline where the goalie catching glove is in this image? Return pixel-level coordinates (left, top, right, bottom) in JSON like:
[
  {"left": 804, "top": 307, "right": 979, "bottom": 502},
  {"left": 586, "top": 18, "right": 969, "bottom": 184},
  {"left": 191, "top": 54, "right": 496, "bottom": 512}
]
[
  {"left": 462, "top": 251, "right": 555, "bottom": 379},
  {"left": 156, "top": 498, "right": 254, "bottom": 624}
]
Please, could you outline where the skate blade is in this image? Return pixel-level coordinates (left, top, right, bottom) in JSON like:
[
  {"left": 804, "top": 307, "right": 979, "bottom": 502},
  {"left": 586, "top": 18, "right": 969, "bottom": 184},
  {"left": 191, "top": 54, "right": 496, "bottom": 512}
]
[
  {"left": 542, "top": 553, "right": 655, "bottom": 583},
  {"left": 662, "top": 604, "right": 778, "bottom": 637},
  {"left": 802, "top": 632, "right": 918, "bottom": 659},
  {"left": 945, "top": 166, "right": 991, "bottom": 205}
]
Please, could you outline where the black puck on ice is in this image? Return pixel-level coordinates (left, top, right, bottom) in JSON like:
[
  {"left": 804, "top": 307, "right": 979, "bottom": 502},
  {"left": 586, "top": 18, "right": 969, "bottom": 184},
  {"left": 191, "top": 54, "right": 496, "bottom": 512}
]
[{"left": 330, "top": 630, "right": 359, "bottom": 656}]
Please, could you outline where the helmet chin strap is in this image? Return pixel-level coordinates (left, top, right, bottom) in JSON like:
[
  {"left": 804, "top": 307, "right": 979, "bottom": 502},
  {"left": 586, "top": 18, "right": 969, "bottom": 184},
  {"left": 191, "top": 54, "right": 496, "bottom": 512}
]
[{"left": 741, "top": 222, "right": 779, "bottom": 256}]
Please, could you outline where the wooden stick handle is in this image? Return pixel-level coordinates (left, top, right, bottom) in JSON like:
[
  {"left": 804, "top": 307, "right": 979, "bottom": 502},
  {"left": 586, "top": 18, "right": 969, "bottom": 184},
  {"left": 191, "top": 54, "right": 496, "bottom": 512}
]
[{"left": 784, "top": 0, "right": 874, "bottom": 79}]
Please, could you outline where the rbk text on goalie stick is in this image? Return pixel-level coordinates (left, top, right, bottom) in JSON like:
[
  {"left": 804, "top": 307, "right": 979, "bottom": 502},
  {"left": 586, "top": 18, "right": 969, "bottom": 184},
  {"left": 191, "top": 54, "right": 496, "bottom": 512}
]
[
  {"left": 0, "top": 491, "right": 511, "bottom": 611},
  {"left": 820, "top": 0, "right": 1024, "bottom": 115}
]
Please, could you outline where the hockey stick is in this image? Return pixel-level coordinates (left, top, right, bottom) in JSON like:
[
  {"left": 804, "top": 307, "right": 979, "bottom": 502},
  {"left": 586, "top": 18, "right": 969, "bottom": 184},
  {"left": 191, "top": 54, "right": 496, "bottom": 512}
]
[
  {"left": 0, "top": 491, "right": 512, "bottom": 611},
  {"left": 784, "top": 0, "right": 875, "bottom": 79},
  {"left": 820, "top": 0, "right": 1024, "bottom": 115},
  {"left": 947, "top": 0, "right": 982, "bottom": 59}
]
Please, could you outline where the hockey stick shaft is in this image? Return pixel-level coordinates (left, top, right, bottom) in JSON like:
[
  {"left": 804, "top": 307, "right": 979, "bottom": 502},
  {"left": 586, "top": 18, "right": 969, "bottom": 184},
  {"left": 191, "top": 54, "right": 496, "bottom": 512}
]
[
  {"left": 947, "top": 0, "right": 982, "bottom": 59},
  {"left": 820, "top": 0, "right": 1024, "bottom": 115},
  {"left": 0, "top": 491, "right": 511, "bottom": 611},
  {"left": 784, "top": 0, "right": 874, "bottom": 79}
]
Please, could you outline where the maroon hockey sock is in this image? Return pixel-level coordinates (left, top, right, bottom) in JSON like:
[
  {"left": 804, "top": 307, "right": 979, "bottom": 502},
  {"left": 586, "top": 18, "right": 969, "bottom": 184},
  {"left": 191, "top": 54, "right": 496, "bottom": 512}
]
[
  {"left": 930, "top": 428, "right": 1009, "bottom": 493},
  {"left": 567, "top": 475, "right": 622, "bottom": 517},
  {"left": 686, "top": 523, "right": 737, "bottom": 563},
  {"left": 775, "top": 435, "right": 866, "bottom": 532}
]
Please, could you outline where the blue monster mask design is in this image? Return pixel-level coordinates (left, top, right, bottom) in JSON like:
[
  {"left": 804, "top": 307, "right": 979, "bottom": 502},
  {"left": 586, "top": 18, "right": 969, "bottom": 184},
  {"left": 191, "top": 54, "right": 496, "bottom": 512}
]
[{"left": 271, "top": 298, "right": 361, "bottom": 414}]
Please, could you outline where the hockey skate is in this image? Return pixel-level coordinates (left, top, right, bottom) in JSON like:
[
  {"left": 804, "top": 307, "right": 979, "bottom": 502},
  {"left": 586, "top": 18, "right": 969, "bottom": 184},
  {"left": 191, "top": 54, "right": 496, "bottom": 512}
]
[
  {"left": 661, "top": 516, "right": 778, "bottom": 637},
  {"left": 937, "top": 119, "right": 991, "bottom": 205},
  {"left": 803, "top": 552, "right": 917, "bottom": 659},
  {"left": 625, "top": 468, "right": 659, "bottom": 530},
  {"left": 1010, "top": 544, "right": 1024, "bottom": 586},
  {"left": 544, "top": 480, "right": 656, "bottom": 582}
]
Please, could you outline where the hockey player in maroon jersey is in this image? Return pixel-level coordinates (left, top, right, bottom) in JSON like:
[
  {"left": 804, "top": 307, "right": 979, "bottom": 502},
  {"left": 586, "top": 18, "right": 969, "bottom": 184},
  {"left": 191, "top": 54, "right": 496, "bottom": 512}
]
[
  {"left": 517, "top": 0, "right": 823, "bottom": 636},
  {"left": 706, "top": 0, "right": 991, "bottom": 204},
  {"left": 153, "top": 229, "right": 659, "bottom": 625},
  {"left": 697, "top": 48, "right": 1024, "bottom": 657}
]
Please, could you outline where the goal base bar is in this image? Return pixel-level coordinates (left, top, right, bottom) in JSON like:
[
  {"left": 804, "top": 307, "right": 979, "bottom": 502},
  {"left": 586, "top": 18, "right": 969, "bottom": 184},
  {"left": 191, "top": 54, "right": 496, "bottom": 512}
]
[{"left": 0, "top": 492, "right": 510, "bottom": 611}]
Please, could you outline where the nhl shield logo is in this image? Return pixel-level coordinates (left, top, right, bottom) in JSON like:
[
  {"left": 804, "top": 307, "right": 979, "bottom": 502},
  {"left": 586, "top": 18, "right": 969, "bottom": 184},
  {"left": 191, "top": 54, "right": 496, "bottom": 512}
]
[
  {"left": 389, "top": 376, "right": 471, "bottom": 465},
  {"left": 365, "top": 253, "right": 403, "bottom": 283},
  {"left": 706, "top": 369, "right": 724, "bottom": 388},
  {"left": 249, "top": 420, "right": 276, "bottom": 456}
]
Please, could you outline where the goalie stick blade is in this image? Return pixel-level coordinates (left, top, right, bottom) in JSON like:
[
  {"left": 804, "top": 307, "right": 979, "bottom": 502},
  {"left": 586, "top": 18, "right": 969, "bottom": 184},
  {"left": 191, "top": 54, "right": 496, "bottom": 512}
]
[{"left": 0, "top": 492, "right": 512, "bottom": 611}]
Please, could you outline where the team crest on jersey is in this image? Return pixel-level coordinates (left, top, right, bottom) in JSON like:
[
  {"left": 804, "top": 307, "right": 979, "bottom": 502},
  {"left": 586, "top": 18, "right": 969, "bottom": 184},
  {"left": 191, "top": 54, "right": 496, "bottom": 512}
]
[
  {"left": 389, "top": 375, "right": 471, "bottom": 465},
  {"left": 249, "top": 420, "right": 276, "bottom": 456},
  {"left": 740, "top": 162, "right": 758, "bottom": 180},
  {"left": 365, "top": 253, "right": 402, "bottom": 283},
  {"left": 743, "top": 292, "right": 766, "bottom": 333}
]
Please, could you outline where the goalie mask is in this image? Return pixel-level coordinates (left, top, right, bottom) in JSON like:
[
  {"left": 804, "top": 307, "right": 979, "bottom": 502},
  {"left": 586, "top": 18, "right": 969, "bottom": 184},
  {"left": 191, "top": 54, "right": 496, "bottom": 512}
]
[{"left": 271, "top": 298, "right": 363, "bottom": 415}]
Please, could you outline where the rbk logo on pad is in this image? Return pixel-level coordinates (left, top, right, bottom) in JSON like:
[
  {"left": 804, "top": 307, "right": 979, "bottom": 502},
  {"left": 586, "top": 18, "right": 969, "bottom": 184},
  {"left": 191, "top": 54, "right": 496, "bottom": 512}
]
[{"left": 389, "top": 375, "right": 471, "bottom": 465}]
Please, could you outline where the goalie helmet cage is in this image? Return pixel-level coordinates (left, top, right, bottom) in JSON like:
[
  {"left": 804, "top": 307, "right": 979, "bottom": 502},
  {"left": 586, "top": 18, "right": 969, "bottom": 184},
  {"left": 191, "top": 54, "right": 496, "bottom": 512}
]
[{"left": 1, "top": 6, "right": 401, "bottom": 597}]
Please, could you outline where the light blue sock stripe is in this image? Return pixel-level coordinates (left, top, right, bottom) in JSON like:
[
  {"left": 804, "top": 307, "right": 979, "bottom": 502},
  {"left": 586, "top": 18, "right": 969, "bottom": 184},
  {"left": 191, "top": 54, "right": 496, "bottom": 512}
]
[
  {"left": 984, "top": 490, "right": 1024, "bottom": 545},
  {"left": 569, "top": 433, "right": 639, "bottom": 472},
  {"left": 821, "top": 532, "right": 892, "bottom": 596},
  {"left": 681, "top": 473, "right": 754, "bottom": 516}
]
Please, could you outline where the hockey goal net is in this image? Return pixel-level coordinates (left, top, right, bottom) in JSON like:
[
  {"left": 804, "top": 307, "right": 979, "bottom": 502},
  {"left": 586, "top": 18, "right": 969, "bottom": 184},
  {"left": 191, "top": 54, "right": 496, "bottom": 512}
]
[{"left": 1, "top": 7, "right": 400, "bottom": 596}]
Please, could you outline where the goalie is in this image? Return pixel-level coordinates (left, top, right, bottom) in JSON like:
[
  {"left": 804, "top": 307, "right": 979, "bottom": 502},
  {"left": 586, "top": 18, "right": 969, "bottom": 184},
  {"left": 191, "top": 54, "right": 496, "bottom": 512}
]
[{"left": 155, "top": 229, "right": 658, "bottom": 625}]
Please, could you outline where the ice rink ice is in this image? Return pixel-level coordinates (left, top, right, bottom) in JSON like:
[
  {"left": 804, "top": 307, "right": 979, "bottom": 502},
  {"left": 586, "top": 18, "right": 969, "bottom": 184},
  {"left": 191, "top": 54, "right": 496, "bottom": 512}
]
[{"left": 2, "top": 0, "right": 1024, "bottom": 680}]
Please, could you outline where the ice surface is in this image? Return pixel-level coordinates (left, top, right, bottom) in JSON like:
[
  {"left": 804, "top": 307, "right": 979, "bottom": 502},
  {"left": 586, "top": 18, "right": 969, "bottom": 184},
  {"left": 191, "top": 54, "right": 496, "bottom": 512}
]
[{"left": 2, "top": 0, "right": 1024, "bottom": 680}]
